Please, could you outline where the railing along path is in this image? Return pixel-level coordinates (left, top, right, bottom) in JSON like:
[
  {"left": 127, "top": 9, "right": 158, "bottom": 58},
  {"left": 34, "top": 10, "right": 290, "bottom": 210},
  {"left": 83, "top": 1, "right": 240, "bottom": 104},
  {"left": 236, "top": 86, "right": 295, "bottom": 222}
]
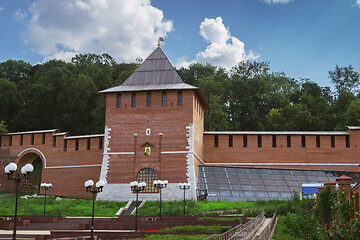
[
  {"left": 203, "top": 210, "right": 265, "bottom": 240},
  {"left": 253, "top": 211, "right": 277, "bottom": 240}
]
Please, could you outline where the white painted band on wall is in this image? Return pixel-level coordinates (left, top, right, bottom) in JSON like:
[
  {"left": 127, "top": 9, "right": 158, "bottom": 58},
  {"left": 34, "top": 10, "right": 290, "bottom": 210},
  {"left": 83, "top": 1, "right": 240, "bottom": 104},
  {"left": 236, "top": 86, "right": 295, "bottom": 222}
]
[
  {"left": 204, "top": 163, "right": 360, "bottom": 166},
  {"left": 161, "top": 151, "right": 189, "bottom": 154},
  {"left": 106, "top": 152, "right": 135, "bottom": 155},
  {"left": 160, "top": 150, "right": 205, "bottom": 164},
  {"left": 45, "top": 164, "right": 102, "bottom": 169},
  {"left": 193, "top": 152, "right": 205, "bottom": 164}
]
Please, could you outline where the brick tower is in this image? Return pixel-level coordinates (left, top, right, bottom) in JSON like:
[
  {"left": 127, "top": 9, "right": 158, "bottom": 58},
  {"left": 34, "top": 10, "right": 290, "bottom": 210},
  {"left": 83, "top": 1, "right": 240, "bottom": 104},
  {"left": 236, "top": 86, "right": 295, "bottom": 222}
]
[{"left": 97, "top": 47, "right": 208, "bottom": 201}]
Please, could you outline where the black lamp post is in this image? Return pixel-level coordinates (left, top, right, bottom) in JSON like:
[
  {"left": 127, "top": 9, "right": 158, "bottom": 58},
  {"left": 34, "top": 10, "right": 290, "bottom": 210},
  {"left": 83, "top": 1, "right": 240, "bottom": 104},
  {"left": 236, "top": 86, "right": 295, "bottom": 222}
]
[
  {"left": 130, "top": 181, "right": 146, "bottom": 231},
  {"left": 153, "top": 180, "right": 168, "bottom": 220},
  {"left": 40, "top": 183, "right": 52, "bottom": 215},
  {"left": 85, "top": 179, "right": 105, "bottom": 240},
  {"left": 179, "top": 183, "right": 190, "bottom": 216},
  {"left": 4, "top": 162, "right": 34, "bottom": 240}
]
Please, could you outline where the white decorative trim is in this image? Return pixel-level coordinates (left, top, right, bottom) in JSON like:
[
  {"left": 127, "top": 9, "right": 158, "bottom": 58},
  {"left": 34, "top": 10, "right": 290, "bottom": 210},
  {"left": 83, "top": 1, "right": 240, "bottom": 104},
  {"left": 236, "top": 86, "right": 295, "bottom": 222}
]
[
  {"left": 106, "top": 152, "right": 134, "bottom": 155},
  {"left": 116, "top": 200, "right": 133, "bottom": 216},
  {"left": 185, "top": 124, "right": 197, "bottom": 200},
  {"left": 46, "top": 164, "right": 102, "bottom": 169},
  {"left": 17, "top": 148, "right": 47, "bottom": 168},
  {"left": 160, "top": 150, "right": 205, "bottom": 164},
  {"left": 64, "top": 134, "right": 104, "bottom": 139},
  {"left": 204, "top": 162, "right": 360, "bottom": 166},
  {"left": 130, "top": 200, "right": 147, "bottom": 215},
  {"left": 8, "top": 129, "right": 58, "bottom": 135},
  {"left": 99, "top": 127, "right": 111, "bottom": 184},
  {"left": 161, "top": 151, "right": 189, "bottom": 154},
  {"left": 193, "top": 152, "right": 205, "bottom": 164}
]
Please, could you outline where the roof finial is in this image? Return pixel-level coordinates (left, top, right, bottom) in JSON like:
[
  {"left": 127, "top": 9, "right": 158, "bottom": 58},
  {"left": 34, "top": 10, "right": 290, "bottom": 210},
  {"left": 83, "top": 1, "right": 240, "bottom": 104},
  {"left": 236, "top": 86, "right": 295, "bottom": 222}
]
[{"left": 158, "top": 37, "right": 164, "bottom": 47}]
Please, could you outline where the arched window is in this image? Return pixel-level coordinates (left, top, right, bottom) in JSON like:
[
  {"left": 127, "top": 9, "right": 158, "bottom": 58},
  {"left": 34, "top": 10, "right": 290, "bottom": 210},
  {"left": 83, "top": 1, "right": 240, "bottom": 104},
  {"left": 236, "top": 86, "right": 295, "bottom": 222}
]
[{"left": 136, "top": 168, "right": 158, "bottom": 193}]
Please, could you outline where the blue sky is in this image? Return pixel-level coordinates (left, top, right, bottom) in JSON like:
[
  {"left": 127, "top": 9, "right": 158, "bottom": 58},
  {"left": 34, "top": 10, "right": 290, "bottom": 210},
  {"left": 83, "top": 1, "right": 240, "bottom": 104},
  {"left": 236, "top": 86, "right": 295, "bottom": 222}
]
[{"left": 0, "top": 0, "right": 359, "bottom": 87}]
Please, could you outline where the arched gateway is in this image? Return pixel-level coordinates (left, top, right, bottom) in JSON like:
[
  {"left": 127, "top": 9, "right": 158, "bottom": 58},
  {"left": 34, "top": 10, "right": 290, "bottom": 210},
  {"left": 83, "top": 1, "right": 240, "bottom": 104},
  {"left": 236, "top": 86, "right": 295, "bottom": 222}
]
[{"left": 16, "top": 150, "right": 44, "bottom": 194}]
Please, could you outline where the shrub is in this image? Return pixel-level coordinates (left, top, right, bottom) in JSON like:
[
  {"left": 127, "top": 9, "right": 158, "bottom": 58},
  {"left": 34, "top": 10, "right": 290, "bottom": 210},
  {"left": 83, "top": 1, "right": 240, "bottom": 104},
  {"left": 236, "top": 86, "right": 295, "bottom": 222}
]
[
  {"left": 272, "top": 215, "right": 303, "bottom": 240},
  {"left": 199, "top": 217, "right": 243, "bottom": 223}
]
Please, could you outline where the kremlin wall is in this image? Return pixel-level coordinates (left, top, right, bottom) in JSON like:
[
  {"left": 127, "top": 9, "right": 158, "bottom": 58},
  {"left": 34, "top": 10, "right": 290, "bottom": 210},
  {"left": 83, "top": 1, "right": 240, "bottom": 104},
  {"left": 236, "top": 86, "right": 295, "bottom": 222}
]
[{"left": 1, "top": 47, "right": 360, "bottom": 201}]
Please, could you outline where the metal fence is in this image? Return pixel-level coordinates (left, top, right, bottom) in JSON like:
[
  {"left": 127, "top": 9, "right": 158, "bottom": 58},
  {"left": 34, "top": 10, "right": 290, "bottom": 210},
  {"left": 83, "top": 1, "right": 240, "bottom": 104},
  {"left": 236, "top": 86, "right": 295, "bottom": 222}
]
[
  {"left": 253, "top": 211, "right": 277, "bottom": 240},
  {"left": 203, "top": 210, "right": 265, "bottom": 240}
]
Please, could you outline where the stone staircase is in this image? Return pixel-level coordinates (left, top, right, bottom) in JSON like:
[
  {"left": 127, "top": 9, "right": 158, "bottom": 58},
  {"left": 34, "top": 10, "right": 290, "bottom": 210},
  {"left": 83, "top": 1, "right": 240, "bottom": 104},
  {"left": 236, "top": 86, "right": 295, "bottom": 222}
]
[{"left": 119, "top": 200, "right": 142, "bottom": 216}]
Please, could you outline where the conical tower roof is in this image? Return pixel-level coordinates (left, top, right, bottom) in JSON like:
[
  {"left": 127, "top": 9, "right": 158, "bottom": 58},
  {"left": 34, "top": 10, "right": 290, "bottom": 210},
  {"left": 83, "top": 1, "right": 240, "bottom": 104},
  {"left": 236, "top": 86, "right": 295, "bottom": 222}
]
[
  {"left": 100, "top": 47, "right": 209, "bottom": 109},
  {"left": 100, "top": 47, "right": 197, "bottom": 93}
]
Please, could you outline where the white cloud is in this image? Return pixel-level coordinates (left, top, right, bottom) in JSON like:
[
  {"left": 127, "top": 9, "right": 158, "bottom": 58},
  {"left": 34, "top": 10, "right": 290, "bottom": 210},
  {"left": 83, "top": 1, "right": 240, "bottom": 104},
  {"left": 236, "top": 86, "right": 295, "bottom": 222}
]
[
  {"left": 357, "top": 0, "right": 360, "bottom": 7},
  {"left": 14, "top": 9, "right": 28, "bottom": 21},
  {"left": 176, "top": 17, "right": 258, "bottom": 70},
  {"left": 25, "top": 0, "right": 173, "bottom": 62},
  {"left": 262, "top": 0, "right": 292, "bottom": 4},
  {"left": 0, "top": 7, "right": 3, "bottom": 11}
]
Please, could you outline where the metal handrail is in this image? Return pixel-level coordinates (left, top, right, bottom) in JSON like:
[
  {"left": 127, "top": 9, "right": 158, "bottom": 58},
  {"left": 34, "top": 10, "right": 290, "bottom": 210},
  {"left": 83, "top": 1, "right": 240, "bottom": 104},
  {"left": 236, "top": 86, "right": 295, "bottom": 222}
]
[
  {"left": 253, "top": 211, "right": 277, "bottom": 240},
  {"left": 203, "top": 210, "right": 265, "bottom": 240}
]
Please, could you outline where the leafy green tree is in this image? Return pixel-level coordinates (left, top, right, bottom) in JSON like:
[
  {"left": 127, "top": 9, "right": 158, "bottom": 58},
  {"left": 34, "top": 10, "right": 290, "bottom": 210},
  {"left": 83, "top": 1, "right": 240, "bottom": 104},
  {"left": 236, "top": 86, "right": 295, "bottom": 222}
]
[
  {"left": 320, "top": 191, "right": 360, "bottom": 240},
  {"left": 0, "top": 60, "right": 32, "bottom": 83},
  {"left": 179, "top": 63, "right": 231, "bottom": 131},
  {"left": 229, "top": 61, "right": 293, "bottom": 130},
  {"left": 0, "top": 78, "right": 22, "bottom": 130},
  {"left": 331, "top": 90, "right": 360, "bottom": 130},
  {"left": 54, "top": 73, "right": 98, "bottom": 135},
  {"left": 315, "top": 185, "right": 336, "bottom": 228},
  {"left": 266, "top": 104, "right": 316, "bottom": 131},
  {"left": 328, "top": 65, "right": 359, "bottom": 95},
  {"left": 0, "top": 120, "right": 8, "bottom": 134},
  {"left": 284, "top": 192, "right": 319, "bottom": 240}
]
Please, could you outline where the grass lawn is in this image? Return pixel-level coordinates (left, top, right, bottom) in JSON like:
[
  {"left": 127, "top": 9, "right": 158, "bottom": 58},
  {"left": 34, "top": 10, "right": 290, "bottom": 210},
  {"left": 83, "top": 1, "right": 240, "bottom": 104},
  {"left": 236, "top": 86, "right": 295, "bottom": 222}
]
[
  {"left": 136, "top": 199, "right": 295, "bottom": 217},
  {"left": 0, "top": 194, "right": 304, "bottom": 239},
  {"left": 0, "top": 194, "right": 126, "bottom": 217}
]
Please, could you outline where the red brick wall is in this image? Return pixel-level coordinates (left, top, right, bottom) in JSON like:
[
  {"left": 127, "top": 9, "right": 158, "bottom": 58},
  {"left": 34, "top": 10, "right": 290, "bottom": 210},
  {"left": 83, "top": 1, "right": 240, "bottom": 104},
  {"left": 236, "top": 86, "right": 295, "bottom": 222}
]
[
  {"left": 0, "top": 131, "right": 103, "bottom": 199},
  {"left": 204, "top": 132, "right": 360, "bottom": 171},
  {"left": 104, "top": 89, "right": 196, "bottom": 184}
]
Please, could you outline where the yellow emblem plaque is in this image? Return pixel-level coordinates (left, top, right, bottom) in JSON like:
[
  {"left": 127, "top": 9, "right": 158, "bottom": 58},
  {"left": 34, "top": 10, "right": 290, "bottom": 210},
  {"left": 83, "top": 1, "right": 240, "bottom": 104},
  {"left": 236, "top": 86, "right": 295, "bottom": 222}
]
[{"left": 145, "top": 147, "right": 151, "bottom": 156}]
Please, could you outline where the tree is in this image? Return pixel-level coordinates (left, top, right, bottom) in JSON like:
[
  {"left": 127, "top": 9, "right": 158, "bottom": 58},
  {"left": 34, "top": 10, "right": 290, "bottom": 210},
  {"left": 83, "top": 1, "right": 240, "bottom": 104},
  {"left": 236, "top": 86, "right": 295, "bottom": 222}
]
[
  {"left": 229, "top": 61, "right": 293, "bottom": 130},
  {"left": 0, "top": 60, "right": 32, "bottom": 83},
  {"left": 0, "top": 78, "right": 22, "bottom": 130},
  {"left": 320, "top": 190, "right": 360, "bottom": 240},
  {"left": 329, "top": 65, "right": 359, "bottom": 95},
  {"left": 266, "top": 104, "right": 316, "bottom": 130},
  {"left": 0, "top": 120, "right": 8, "bottom": 134},
  {"left": 54, "top": 73, "right": 98, "bottom": 135},
  {"left": 331, "top": 90, "right": 359, "bottom": 130},
  {"left": 315, "top": 185, "right": 336, "bottom": 229},
  {"left": 179, "top": 63, "right": 231, "bottom": 131}
]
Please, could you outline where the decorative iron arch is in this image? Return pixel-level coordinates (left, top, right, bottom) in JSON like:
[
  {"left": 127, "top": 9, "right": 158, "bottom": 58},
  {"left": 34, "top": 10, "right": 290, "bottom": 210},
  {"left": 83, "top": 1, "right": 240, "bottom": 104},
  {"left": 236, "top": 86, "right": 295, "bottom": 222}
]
[{"left": 136, "top": 168, "right": 158, "bottom": 193}]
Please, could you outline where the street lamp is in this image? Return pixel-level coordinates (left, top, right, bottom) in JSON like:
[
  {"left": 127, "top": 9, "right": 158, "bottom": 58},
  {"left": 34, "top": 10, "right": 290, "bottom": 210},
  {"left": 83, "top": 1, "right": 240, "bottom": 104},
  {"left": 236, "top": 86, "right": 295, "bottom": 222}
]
[
  {"left": 4, "top": 162, "right": 34, "bottom": 240},
  {"left": 179, "top": 183, "right": 190, "bottom": 216},
  {"left": 84, "top": 179, "right": 105, "bottom": 240},
  {"left": 130, "top": 181, "right": 146, "bottom": 231},
  {"left": 40, "top": 183, "right": 52, "bottom": 215},
  {"left": 153, "top": 180, "right": 168, "bottom": 220}
]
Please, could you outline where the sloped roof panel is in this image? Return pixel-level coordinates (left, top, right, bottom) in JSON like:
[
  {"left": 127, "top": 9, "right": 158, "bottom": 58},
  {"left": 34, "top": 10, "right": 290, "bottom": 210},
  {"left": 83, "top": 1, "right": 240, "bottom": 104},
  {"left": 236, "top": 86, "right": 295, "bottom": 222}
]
[
  {"left": 121, "top": 47, "right": 183, "bottom": 86},
  {"left": 99, "top": 47, "right": 210, "bottom": 109}
]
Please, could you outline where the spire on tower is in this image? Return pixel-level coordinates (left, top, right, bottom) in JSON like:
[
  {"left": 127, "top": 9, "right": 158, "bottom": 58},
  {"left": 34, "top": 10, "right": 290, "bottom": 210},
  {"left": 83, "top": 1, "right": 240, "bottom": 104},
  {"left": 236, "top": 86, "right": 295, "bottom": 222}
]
[{"left": 158, "top": 37, "right": 164, "bottom": 47}]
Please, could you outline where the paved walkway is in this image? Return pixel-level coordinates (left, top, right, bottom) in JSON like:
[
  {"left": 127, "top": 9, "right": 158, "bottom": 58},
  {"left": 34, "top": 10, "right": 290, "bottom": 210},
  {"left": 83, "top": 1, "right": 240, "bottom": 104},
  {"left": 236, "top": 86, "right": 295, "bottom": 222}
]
[{"left": 253, "top": 218, "right": 272, "bottom": 237}]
